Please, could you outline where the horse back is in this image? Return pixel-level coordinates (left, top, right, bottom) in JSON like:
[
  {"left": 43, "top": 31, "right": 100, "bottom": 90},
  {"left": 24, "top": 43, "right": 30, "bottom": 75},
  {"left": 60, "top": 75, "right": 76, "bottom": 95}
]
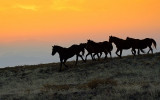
[
  {"left": 86, "top": 41, "right": 101, "bottom": 53},
  {"left": 101, "top": 41, "right": 113, "bottom": 51}
]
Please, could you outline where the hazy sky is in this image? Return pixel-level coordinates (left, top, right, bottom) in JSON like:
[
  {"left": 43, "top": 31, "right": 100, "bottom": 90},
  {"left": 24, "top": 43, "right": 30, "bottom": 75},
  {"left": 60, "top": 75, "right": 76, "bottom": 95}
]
[{"left": 0, "top": 0, "right": 160, "bottom": 67}]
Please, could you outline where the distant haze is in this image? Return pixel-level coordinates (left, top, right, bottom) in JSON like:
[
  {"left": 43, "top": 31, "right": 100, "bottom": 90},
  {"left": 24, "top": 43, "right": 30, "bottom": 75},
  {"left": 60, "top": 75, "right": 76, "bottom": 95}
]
[{"left": 0, "top": 0, "right": 160, "bottom": 68}]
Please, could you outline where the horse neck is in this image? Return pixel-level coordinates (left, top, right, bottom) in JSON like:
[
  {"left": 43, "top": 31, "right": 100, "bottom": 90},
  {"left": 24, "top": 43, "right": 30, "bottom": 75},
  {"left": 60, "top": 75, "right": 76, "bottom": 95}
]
[
  {"left": 103, "top": 41, "right": 109, "bottom": 44},
  {"left": 77, "top": 45, "right": 85, "bottom": 53},
  {"left": 88, "top": 41, "right": 96, "bottom": 46},
  {"left": 55, "top": 46, "right": 65, "bottom": 54},
  {"left": 81, "top": 44, "right": 86, "bottom": 48},
  {"left": 112, "top": 37, "right": 123, "bottom": 44}
]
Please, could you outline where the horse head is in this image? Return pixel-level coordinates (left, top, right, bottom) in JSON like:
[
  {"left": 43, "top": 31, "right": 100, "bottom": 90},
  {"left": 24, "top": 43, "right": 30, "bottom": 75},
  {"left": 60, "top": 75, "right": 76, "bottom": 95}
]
[
  {"left": 109, "top": 36, "right": 123, "bottom": 43},
  {"left": 109, "top": 36, "right": 113, "bottom": 43},
  {"left": 52, "top": 45, "right": 58, "bottom": 56},
  {"left": 126, "top": 37, "right": 131, "bottom": 40},
  {"left": 87, "top": 39, "right": 95, "bottom": 44},
  {"left": 87, "top": 39, "right": 92, "bottom": 43}
]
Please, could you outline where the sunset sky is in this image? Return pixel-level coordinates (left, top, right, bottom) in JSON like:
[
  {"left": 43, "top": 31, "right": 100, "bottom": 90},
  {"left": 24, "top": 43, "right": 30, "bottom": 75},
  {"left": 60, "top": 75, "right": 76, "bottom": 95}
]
[{"left": 0, "top": 0, "right": 160, "bottom": 67}]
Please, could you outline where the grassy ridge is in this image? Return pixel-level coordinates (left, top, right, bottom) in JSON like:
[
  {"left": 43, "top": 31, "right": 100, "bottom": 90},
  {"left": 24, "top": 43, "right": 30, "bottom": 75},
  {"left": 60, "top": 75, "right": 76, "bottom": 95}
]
[{"left": 0, "top": 53, "right": 160, "bottom": 100}]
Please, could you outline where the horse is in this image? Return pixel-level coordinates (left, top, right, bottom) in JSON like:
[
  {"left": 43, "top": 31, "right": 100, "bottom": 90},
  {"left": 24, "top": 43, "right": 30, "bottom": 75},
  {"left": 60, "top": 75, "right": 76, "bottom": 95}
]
[
  {"left": 109, "top": 36, "right": 134, "bottom": 58},
  {"left": 85, "top": 40, "right": 113, "bottom": 60},
  {"left": 52, "top": 43, "right": 85, "bottom": 72},
  {"left": 126, "top": 37, "right": 156, "bottom": 54},
  {"left": 85, "top": 40, "right": 101, "bottom": 61},
  {"left": 98, "top": 41, "right": 113, "bottom": 59}
]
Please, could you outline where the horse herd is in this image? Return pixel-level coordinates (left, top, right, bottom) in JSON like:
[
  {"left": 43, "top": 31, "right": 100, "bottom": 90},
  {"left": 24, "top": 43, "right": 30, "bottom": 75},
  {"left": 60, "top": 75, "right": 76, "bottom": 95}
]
[{"left": 52, "top": 36, "right": 157, "bottom": 71}]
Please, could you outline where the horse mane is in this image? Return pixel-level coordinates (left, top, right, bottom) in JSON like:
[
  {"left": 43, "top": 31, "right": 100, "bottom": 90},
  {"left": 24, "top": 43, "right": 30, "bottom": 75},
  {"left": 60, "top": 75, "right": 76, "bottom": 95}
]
[
  {"left": 111, "top": 36, "right": 124, "bottom": 41},
  {"left": 80, "top": 43, "right": 86, "bottom": 45},
  {"left": 127, "top": 37, "right": 140, "bottom": 40},
  {"left": 87, "top": 40, "right": 96, "bottom": 43},
  {"left": 69, "top": 44, "right": 77, "bottom": 48},
  {"left": 53, "top": 45, "right": 65, "bottom": 49},
  {"left": 127, "top": 37, "right": 135, "bottom": 39},
  {"left": 80, "top": 43, "right": 86, "bottom": 47}
]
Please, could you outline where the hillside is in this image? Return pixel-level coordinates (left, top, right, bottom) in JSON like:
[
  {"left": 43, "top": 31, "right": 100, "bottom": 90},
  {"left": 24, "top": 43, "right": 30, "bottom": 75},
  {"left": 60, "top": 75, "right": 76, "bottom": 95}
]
[{"left": 0, "top": 53, "right": 160, "bottom": 100}]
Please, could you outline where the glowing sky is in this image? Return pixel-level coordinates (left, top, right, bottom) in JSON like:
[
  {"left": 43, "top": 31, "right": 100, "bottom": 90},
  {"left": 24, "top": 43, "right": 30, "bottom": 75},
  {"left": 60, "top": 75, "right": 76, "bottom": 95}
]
[
  {"left": 1, "top": 0, "right": 160, "bottom": 44},
  {"left": 0, "top": 0, "right": 160, "bottom": 67}
]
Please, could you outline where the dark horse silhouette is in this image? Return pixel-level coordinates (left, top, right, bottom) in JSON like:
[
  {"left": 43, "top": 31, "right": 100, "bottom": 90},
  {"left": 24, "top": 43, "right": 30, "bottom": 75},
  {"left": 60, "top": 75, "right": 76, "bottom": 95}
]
[
  {"left": 126, "top": 37, "right": 156, "bottom": 54},
  {"left": 85, "top": 40, "right": 113, "bottom": 61},
  {"left": 52, "top": 43, "right": 85, "bottom": 71},
  {"left": 85, "top": 40, "right": 100, "bottom": 61},
  {"left": 109, "top": 36, "right": 134, "bottom": 58},
  {"left": 98, "top": 41, "right": 113, "bottom": 59}
]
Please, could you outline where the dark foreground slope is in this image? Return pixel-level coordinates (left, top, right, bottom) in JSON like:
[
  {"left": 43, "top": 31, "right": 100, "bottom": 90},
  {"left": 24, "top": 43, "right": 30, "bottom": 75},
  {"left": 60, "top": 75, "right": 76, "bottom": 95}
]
[{"left": 0, "top": 53, "right": 160, "bottom": 100}]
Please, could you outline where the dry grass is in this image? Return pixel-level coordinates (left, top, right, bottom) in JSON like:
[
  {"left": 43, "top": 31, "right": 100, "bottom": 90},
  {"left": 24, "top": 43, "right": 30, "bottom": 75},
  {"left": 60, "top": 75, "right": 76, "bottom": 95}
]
[
  {"left": 87, "top": 78, "right": 117, "bottom": 89},
  {"left": 41, "top": 84, "right": 70, "bottom": 92},
  {"left": 0, "top": 53, "right": 160, "bottom": 100}
]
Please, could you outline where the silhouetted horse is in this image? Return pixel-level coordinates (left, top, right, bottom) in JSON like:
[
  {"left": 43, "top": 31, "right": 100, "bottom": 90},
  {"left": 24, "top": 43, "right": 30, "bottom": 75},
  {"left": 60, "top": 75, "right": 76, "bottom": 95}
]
[
  {"left": 52, "top": 43, "right": 85, "bottom": 72},
  {"left": 126, "top": 37, "right": 156, "bottom": 54},
  {"left": 85, "top": 40, "right": 101, "bottom": 61},
  {"left": 98, "top": 41, "right": 113, "bottom": 59},
  {"left": 109, "top": 36, "right": 134, "bottom": 58},
  {"left": 85, "top": 40, "right": 113, "bottom": 60}
]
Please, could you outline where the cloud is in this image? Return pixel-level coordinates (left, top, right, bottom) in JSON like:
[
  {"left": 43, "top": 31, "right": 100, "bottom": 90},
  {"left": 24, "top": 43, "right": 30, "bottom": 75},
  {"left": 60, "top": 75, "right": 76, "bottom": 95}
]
[
  {"left": 51, "top": 0, "right": 85, "bottom": 11},
  {"left": 13, "top": 4, "right": 38, "bottom": 11},
  {"left": 52, "top": 6, "right": 82, "bottom": 11}
]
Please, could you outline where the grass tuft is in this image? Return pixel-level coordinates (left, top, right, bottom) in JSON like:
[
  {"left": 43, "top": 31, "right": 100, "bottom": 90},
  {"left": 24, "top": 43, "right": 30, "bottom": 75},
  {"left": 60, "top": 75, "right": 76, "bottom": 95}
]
[{"left": 87, "top": 78, "right": 117, "bottom": 89}]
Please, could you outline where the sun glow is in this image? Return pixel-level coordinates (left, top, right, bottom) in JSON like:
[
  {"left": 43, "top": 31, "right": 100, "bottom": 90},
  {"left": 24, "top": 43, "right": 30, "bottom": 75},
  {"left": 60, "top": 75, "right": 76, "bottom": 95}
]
[
  {"left": 0, "top": 0, "right": 160, "bottom": 45},
  {"left": 13, "top": 4, "right": 38, "bottom": 11}
]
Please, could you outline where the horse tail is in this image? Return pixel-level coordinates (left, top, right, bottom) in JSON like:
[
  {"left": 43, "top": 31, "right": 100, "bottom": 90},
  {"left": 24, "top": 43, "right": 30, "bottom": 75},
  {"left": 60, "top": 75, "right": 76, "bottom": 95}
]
[{"left": 151, "top": 39, "right": 157, "bottom": 49}]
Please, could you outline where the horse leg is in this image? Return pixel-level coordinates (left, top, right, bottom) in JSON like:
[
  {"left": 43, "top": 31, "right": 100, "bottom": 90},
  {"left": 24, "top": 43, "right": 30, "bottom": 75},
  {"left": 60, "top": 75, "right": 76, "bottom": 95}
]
[
  {"left": 63, "top": 59, "right": 68, "bottom": 68},
  {"left": 75, "top": 55, "right": 78, "bottom": 66},
  {"left": 151, "top": 48, "right": 153, "bottom": 54},
  {"left": 104, "top": 51, "right": 108, "bottom": 59},
  {"left": 79, "top": 54, "right": 86, "bottom": 62},
  {"left": 91, "top": 53, "right": 96, "bottom": 61},
  {"left": 59, "top": 59, "right": 63, "bottom": 72},
  {"left": 93, "top": 53, "right": 98, "bottom": 60},
  {"left": 97, "top": 53, "right": 100, "bottom": 60},
  {"left": 132, "top": 48, "right": 136, "bottom": 56},
  {"left": 109, "top": 51, "right": 112, "bottom": 58},
  {"left": 93, "top": 53, "right": 96, "bottom": 59},
  {"left": 99, "top": 52, "right": 102, "bottom": 58},
  {"left": 85, "top": 53, "right": 90, "bottom": 61},
  {"left": 119, "top": 50, "right": 123, "bottom": 58},
  {"left": 138, "top": 49, "right": 140, "bottom": 55},
  {"left": 116, "top": 49, "right": 120, "bottom": 57},
  {"left": 147, "top": 49, "right": 150, "bottom": 54},
  {"left": 131, "top": 49, "right": 134, "bottom": 55},
  {"left": 148, "top": 46, "right": 153, "bottom": 54}
]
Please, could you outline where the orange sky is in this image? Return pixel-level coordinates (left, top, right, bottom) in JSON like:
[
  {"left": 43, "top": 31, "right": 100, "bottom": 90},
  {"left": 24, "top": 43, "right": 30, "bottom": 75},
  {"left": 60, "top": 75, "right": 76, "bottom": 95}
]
[{"left": 0, "top": 0, "right": 160, "bottom": 46}]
